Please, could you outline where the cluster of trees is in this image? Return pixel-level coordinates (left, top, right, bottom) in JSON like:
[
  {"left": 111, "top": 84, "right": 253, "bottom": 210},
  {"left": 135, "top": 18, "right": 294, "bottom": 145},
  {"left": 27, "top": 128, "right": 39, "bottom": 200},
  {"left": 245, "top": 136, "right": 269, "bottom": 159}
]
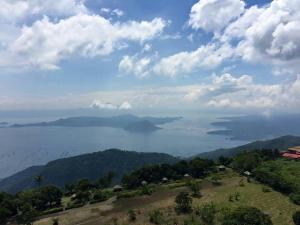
[
  {"left": 0, "top": 172, "right": 116, "bottom": 224},
  {"left": 122, "top": 158, "right": 215, "bottom": 189},
  {"left": 173, "top": 192, "right": 272, "bottom": 225}
]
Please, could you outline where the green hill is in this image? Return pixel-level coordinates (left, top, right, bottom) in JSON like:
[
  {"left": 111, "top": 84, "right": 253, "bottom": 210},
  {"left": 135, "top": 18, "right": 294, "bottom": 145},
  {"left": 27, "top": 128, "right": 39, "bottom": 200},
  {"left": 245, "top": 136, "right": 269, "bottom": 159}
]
[
  {"left": 197, "top": 135, "right": 300, "bottom": 159},
  {"left": 0, "top": 149, "right": 179, "bottom": 193}
]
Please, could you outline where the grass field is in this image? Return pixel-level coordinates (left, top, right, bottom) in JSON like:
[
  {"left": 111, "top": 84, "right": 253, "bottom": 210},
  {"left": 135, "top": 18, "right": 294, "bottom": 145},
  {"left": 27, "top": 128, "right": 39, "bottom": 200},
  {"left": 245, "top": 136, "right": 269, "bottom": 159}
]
[{"left": 34, "top": 171, "right": 299, "bottom": 225}]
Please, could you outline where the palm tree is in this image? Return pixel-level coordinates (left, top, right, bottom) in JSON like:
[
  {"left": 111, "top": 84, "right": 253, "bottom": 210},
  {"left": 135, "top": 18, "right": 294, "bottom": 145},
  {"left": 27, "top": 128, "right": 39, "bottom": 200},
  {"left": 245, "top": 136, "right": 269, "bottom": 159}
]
[{"left": 34, "top": 175, "right": 43, "bottom": 188}]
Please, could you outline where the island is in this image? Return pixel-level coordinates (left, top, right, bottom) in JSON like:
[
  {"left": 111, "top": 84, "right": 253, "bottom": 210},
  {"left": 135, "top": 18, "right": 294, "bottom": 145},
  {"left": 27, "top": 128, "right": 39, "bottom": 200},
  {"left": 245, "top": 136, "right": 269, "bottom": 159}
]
[{"left": 10, "top": 114, "right": 182, "bottom": 133}]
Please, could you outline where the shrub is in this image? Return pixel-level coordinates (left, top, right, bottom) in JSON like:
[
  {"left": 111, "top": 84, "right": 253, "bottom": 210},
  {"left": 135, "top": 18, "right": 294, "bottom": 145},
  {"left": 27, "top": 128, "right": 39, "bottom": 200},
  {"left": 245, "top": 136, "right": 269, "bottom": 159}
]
[
  {"left": 221, "top": 206, "right": 273, "bottom": 225},
  {"left": 93, "top": 190, "right": 108, "bottom": 202},
  {"left": 175, "top": 192, "right": 192, "bottom": 214},
  {"left": 140, "top": 185, "right": 153, "bottom": 196},
  {"left": 190, "top": 181, "right": 201, "bottom": 197},
  {"left": 52, "top": 218, "right": 59, "bottom": 225},
  {"left": 262, "top": 187, "right": 272, "bottom": 193},
  {"left": 293, "top": 211, "right": 300, "bottom": 225},
  {"left": 290, "top": 193, "right": 300, "bottom": 205},
  {"left": 39, "top": 207, "right": 64, "bottom": 216},
  {"left": 127, "top": 209, "right": 137, "bottom": 222},
  {"left": 149, "top": 209, "right": 164, "bottom": 224},
  {"left": 65, "top": 202, "right": 84, "bottom": 210},
  {"left": 195, "top": 202, "right": 216, "bottom": 224}
]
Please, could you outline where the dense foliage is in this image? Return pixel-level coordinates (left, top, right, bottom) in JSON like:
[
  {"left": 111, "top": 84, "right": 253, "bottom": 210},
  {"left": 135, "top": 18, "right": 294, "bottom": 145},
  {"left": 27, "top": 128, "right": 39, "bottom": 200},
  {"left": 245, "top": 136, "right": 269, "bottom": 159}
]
[
  {"left": 254, "top": 159, "right": 300, "bottom": 194},
  {"left": 221, "top": 206, "right": 273, "bottom": 225},
  {"left": 0, "top": 149, "right": 179, "bottom": 193},
  {"left": 122, "top": 158, "right": 214, "bottom": 189}
]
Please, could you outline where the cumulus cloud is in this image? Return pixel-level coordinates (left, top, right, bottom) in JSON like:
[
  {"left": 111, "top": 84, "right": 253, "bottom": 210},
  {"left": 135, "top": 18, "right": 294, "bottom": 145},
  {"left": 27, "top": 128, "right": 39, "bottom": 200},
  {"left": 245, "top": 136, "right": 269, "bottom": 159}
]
[
  {"left": 153, "top": 43, "right": 234, "bottom": 77},
  {"left": 119, "top": 55, "right": 152, "bottom": 78},
  {"left": 233, "top": 0, "right": 300, "bottom": 64},
  {"left": 7, "top": 15, "right": 166, "bottom": 70},
  {"left": 188, "top": 0, "right": 245, "bottom": 33},
  {"left": 91, "top": 100, "right": 132, "bottom": 110},
  {"left": 0, "top": 0, "right": 87, "bottom": 23}
]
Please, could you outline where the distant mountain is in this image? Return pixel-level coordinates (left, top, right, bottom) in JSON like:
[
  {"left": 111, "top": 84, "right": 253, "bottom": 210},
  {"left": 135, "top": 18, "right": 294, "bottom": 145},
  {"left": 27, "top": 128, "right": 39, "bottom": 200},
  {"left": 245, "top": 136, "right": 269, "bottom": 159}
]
[
  {"left": 208, "top": 114, "right": 300, "bottom": 141},
  {"left": 0, "top": 122, "right": 8, "bottom": 127},
  {"left": 196, "top": 135, "right": 300, "bottom": 159},
  {"left": 10, "top": 115, "right": 181, "bottom": 133},
  {"left": 0, "top": 149, "right": 179, "bottom": 193}
]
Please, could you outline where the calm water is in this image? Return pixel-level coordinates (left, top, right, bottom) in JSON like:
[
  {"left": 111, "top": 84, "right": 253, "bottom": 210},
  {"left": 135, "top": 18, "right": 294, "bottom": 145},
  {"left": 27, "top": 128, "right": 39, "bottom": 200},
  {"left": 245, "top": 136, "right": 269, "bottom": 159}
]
[{"left": 0, "top": 115, "right": 246, "bottom": 178}]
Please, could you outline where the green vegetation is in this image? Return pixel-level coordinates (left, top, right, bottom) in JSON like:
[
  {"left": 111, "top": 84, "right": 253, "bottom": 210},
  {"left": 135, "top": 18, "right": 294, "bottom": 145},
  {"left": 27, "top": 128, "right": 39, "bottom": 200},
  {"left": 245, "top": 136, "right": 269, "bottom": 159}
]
[
  {"left": 1, "top": 144, "right": 300, "bottom": 225},
  {"left": 293, "top": 211, "right": 300, "bottom": 225},
  {"left": 0, "top": 149, "right": 179, "bottom": 193},
  {"left": 221, "top": 206, "right": 273, "bottom": 225}
]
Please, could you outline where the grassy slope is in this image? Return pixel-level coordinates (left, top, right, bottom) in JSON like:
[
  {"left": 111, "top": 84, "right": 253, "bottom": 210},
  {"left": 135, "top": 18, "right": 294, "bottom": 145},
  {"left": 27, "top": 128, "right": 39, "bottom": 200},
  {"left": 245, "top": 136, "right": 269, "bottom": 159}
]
[{"left": 35, "top": 171, "right": 300, "bottom": 225}]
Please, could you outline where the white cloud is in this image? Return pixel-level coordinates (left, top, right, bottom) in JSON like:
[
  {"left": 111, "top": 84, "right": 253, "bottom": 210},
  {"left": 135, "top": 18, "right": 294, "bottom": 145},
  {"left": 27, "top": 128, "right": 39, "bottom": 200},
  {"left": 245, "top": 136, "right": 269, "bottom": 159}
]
[
  {"left": 119, "top": 101, "right": 132, "bottom": 110},
  {"left": 91, "top": 100, "right": 132, "bottom": 110},
  {"left": 119, "top": 55, "right": 151, "bottom": 78},
  {"left": 0, "top": 0, "right": 87, "bottom": 24},
  {"left": 153, "top": 43, "right": 234, "bottom": 77},
  {"left": 234, "top": 0, "right": 300, "bottom": 64},
  {"left": 6, "top": 15, "right": 166, "bottom": 70},
  {"left": 188, "top": 0, "right": 245, "bottom": 33},
  {"left": 91, "top": 100, "right": 118, "bottom": 110}
]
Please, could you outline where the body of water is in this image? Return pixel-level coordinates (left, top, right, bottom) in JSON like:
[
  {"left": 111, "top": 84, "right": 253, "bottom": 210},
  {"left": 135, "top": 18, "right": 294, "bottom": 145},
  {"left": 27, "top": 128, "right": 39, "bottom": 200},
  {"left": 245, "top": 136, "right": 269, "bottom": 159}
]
[{"left": 0, "top": 114, "right": 246, "bottom": 178}]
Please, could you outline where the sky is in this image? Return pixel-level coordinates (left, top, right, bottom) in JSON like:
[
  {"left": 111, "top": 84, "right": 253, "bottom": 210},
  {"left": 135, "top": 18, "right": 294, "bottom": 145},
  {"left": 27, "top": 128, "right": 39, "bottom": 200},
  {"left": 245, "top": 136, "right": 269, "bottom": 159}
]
[{"left": 0, "top": 0, "right": 300, "bottom": 115}]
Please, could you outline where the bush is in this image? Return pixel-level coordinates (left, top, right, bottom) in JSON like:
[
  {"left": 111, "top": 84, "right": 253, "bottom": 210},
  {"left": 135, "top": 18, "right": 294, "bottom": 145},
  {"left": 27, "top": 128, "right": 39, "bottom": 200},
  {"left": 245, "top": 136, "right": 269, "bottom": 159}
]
[
  {"left": 221, "top": 206, "right": 273, "bottom": 225},
  {"left": 52, "top": 218, "right": 59, "bottom": 225},
  {"left": 93, "top": 190, "right": 108, "bottom": 202},
  {"left": 262, "top": 187, "right": 272, "bottom": 193},
  {"left": 65, "top": 202, "right": 84, "bottom": 210},
  {"left": 149, "top": 209, "right": 164, "bottom": 224},
  {"left": 195, "top": 202, "right": 216, "bottom": 224},
  {"left": 127, "top": 209, "right": 137, "bottom": 222},
  {"left": 140, "top": 185, "right": 153, "bottom": 196},
  {"left": 190, "top": 181, "right": 201, "bottom": 197},
  {"left": 39, "top": 207, "right": 64, "bottom": 216},
  {"left": 290, "top": 193, "right": 300, "bottom": 205},
  {"left": 175, "top": 192, "right": 192, "bottom": 214},
  {"left": 293, "top": 211, "right": 300, "bottom": 225}
]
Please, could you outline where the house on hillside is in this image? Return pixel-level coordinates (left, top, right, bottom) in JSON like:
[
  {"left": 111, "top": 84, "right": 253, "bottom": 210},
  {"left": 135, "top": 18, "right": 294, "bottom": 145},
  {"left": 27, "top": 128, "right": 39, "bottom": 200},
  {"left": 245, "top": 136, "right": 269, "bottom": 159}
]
[{"left": 282, "top": 146, "right": 300, "bottom": 160}]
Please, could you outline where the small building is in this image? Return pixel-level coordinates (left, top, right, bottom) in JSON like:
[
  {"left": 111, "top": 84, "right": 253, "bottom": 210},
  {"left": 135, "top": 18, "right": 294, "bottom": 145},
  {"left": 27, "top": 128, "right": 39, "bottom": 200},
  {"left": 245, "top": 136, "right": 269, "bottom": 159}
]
[
  {"left": 113, "top": 185, "right": 123, "bottom": 192},
  {"left": 282, "top": 146, "right": 300, "bottom": 159},
  {"left": 162, "top": 177, "right": 168, "bottom": 183},
  {"left": 244, "top": 171, "right": 251, "bottom": 176},
  {"left": 184, "top": 173, "right": 191, "bottom": 178},
  {"left": 217, "top": 165, "right": 226, "bottom": 171},
  {"left": 141, "top": 180, "right": 148, "bottom": 186}
]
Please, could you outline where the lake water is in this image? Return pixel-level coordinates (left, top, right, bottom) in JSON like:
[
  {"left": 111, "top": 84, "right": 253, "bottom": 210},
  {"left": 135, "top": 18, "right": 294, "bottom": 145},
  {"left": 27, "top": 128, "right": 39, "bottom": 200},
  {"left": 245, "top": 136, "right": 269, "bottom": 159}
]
[{"left": 0, "top": 114, "right": 246, "bottom": 178}]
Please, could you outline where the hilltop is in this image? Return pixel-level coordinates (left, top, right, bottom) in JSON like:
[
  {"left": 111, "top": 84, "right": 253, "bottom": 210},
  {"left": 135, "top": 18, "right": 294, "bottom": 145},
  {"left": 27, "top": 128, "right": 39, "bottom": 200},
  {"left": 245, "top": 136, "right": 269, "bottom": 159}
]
[
  {"left": 197, "top": 135, "right": 300, "bottom": 159},
  {"left": 0, "top": 149, "right": 179, "bottom": 193}
]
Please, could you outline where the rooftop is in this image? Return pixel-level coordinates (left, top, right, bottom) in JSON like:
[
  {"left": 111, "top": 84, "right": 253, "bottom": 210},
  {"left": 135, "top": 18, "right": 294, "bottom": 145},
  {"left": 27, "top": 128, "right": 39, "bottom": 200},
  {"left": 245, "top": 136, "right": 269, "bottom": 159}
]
[{"left": 288, "top": 146, "right": 300, "bottom": 152}]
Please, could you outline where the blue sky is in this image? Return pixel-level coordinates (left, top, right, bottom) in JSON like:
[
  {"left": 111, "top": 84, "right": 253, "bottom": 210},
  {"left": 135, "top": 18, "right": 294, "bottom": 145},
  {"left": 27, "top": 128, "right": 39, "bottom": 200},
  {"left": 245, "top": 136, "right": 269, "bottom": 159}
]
[{"left": 0, "top": 0, "right": 299, "bottom": 115}]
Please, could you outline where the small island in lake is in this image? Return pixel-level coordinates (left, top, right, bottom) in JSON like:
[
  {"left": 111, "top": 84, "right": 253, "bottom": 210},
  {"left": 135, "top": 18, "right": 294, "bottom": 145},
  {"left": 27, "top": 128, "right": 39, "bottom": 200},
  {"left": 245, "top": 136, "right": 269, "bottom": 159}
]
[{"left": 10, "top": 114, "right": 181, "bottom": 133}]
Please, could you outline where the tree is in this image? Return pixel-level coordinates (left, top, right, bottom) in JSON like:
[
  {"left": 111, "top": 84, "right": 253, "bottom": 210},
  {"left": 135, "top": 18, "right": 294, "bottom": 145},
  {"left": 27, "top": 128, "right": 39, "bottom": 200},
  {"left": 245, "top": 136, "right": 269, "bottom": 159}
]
[
  {"left": 290, "top": 193, "right": 300, "bottom": 205},
  {"left": 218, "top": 156, "right": 232, "bottom": 166},
  {"left": 93, "top": 190, "right": 108, "bottom": 202},
  {"left": 17, "top": 203, "right": 38, "bottom": 225},
  {"left": 293, "top": 211, "right": 300, "bottom": 225},
  {"left": 190, "top": 181, "right": 201, "bottom": 197},
  {"left": 175, "top": 192, "right": 192, "bottom": 214},
  {"left": 34, "top": 175, "right": 43, "bottom": 187},
  {"left": 221, "top": 206, "right": 273, "bottom": 225},
  {"left": 0, "top": 192, "right": 17, "bottom": 224},
  {"left": 195, "top": 202, "right": 216, "bottom": 225},
  {"left": 40, "top": 185, "right": 63, "bottom": 207},
  {"left": 76, "top": 178, "right": 92, "bottom": 192}
]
